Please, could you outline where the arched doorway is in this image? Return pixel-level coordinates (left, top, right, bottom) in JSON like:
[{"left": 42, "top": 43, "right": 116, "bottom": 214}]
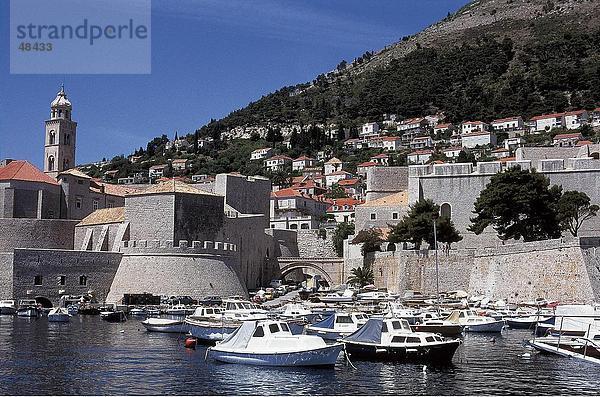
[
  {"left": 35, "top": 296, "right": 53, "bottom": 308},
  {"left": 440, "top": 203, "right": 451, "bottom": 219},
  {"left": 280, "top": 262, "right": 334, "bottom": 286}
]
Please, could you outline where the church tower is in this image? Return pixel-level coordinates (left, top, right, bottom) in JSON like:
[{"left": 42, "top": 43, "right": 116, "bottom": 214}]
[{"left": 44, "top": 86, "right": 77, "bottom": 179}]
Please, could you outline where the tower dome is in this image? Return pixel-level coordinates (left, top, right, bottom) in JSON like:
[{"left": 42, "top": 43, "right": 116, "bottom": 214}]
[{"left": 51, "top": 85, "right": 72, "bottom": 108}]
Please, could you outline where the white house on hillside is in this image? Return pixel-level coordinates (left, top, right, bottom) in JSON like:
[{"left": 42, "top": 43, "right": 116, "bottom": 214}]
[
  {"left": 264, "top": 155, "right": 292, "bottom": 171},
  {"left": 491, "top": 116, "right": 523, "bottom": 132},
  {"left": 461, "top": 121, "right": 489, "bottom": 135},
  {"left": 564, "top": 110, "right": 589, "bottom": 130},
  {"left": 461, "top": 131, "right": 497, "bottom": 148},
  {"left": 407, "top": 150, "right": 433, "bottom": 164},
  {"left": 251, "top": 147, "right": 273, "bottom": 160},
  {"left": 360, "top": 122, "right": 380, "bottom": 138},
  {"left": 324, "top": 157, "right": 343, "bottom": 175},
  {"left": 530, "top": 113, "right": 565, "bottom": 133},
  {"left": 292, "top": 156, "right": 315, "bottom": 171}
]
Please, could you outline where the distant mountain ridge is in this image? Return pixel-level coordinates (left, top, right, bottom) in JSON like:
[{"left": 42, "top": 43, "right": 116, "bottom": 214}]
[{"left": 197, "top": 0, "right": 600, "bottom": 140}]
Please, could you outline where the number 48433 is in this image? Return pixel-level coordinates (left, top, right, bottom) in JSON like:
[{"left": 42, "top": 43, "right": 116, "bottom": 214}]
[{"left": 18, "top": 42, "right": 53, "bottom": 51}]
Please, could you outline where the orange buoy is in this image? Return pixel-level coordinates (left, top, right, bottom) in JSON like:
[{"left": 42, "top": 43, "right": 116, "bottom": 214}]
[{"left": 184, "top": 337, "right": 197, "bottom": 349}]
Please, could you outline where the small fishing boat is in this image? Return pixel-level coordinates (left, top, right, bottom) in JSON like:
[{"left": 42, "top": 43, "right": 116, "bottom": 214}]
[
  {"left": 411, "top": 313, "right": 464, "bottom": 337},
  {"left": 319, "top": 289, "right": 354, "bottom": 304},
  {"left": 222, "top": 299, "right": 268, "bottom": 321},
  {"left": 16, "top": 300, "right": 41, "bottom": 317},
  {"left": 100, "top": 310, "right": 126, "bottom": 322},
  {"left": 506, "top": 315, "right": 552, "bottom": 329},
  {"left": 356, "top": 291, "right": 393, "bottom": 302},
  {"left": 384, "top": 302, "right": 421, "bottom": 324},
  {"left": 78, "top": 306, "right": 100, "bottom": 315},
  {"left": 305, "top": 312, "right": 368, "bottom": 341},
  {"left": 275, "top": 303, "right": 313, "bottom": 321},
  {"left": 0, "top": 300, "right": 17, "bottom": 315},
  {"left": 446, "top": 310, "right": 505, "bottom": 333},
  {"left": 48, "top": 307, "right": 71, "bottom": 323},
  {"left": 185, "top": 318, "right": 239, "bottom": 343},
  {"left": 529, "top": 335, "right": 600, "bottom": 365},
  {"left": 208, "top": 320, "right": 343, "bottom": 366},
  {"left": 141, "top": 317, "right": 186, "bottom": 333},
  {"left": 129, "top": 307, "right": 147, "bottom": 316},
  {"left": 342, "top": 318, "right": 461, "bottom": 363},
  {"left": 146, "top": 307, "right": 161, "bottom": 316},
  {"left": 187, "top": 306, "right": 223, "bottom": 321},
  {"left": 166, "top": 303, "right": 194, "bottom": 316}
]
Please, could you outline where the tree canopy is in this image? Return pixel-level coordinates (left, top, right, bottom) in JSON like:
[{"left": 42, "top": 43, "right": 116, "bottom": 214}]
[
  {"left": 352, "top": 228, "right": 384, "bottom": 256},
  {"left": 469, "top": 167, "right": 563, "bottom": 241},
  {"left": 333, "top": 222, "right": 355, "bottom": 257},
  {"left": 558, "top": 191, "right": 599, "bottom": 237},
  {"left": 388, "top": 199, "right": 462, "bottom": 249}
]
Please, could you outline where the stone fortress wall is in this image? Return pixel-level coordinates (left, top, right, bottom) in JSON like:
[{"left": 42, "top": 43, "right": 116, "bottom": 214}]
[{"left": 345, "top": 237, "right": 600, "bottom": 303}]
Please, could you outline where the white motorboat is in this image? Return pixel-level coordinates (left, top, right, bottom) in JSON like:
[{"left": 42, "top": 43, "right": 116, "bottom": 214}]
[
  {"left": 17, "top": 300, "right": 41, "bottom": 317},
  {"left": 276, "top": 303, "right": 312, "bottom": 320},
  {"left": 185, "top": 318, "right": 240, "bottom": 343},
  {"left": 305, "top": 312, "right": 369, "bottom": 341},
  {"left": 356, "top": 291, "right": 393, "bottom": 302},
  {"left": 384, "top": 302, "right": 421, "bottom": 324},
  {"left": 187, "top": 306, "right": 223, "bottom": 321},
  {"left": 129, "top": 307, "right": 147, "bottom": 316},
  {"left": 48, "top": 307, "right": 71, "bottom": 322},
  {"left": 222, "top": 299, "right": 268, "bottom": 321},
  {"left": 166, "top": 304, "right": 194, "bottom": 316},
  {"left": 446, "top": 310, "right": 505, "bottom": 333},
  {"left": 0, "top": 300, "right": 17, "bottom": 315},
  {"left": 141, "top": 317, "right": 187, "bottom": 333},
  {"left": 208, "top": 320, "right": 343, "bottom": 366},
  {"left": 342, "top": 318, "right": 461, "bottom": 363},
  {"left": 319, "top": 289, "right": 354, "bottom": 304}
]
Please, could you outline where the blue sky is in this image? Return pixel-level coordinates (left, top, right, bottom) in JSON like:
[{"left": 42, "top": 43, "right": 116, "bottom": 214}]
[{"left": 0, "top": 0, "right": 469, "bottom": 168}]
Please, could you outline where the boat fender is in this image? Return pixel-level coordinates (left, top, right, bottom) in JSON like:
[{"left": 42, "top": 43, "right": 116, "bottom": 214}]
[{"left": 184, "top": 337, "right": 197, "bottom": 349}]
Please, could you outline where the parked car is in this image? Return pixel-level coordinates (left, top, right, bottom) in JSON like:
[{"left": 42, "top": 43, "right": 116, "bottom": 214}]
[
  {"left": 269, "top": 279, "right": 283, "bottom": 288},
  {"left": 199, "top": 296, "right": 222, "bottom": 306}
]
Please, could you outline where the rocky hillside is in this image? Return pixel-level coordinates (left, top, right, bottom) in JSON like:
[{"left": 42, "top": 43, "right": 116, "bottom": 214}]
[{"left": 197, "top": 0, "right": 600, "bottom": 140}]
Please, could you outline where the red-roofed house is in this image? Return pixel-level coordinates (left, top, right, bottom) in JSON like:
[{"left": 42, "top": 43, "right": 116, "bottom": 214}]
[
  {"left": 576, "top": 140, "right": 594, "bottom": 147},
  {"left": 264, "top": 155, "right": 292, "bottom": 172},
  {"left": 370, "top": 153, "right": 390, "bottom": 166},
  {"left": 491, "top": 116, "right": 523, "bottom": 132},
  {"left": 356, "top": 161, "right": 377, "bottom": 177},
  {"left": 530, "top": 113, "right": 565, "bottom": 132},
  {"left": 407, "top": 150, "right": 433, "bottom": 165},
  {"left": 270, "top": 188, "right": 329, "bottom": 230},
  {"left": 367, "top": 136, "right": 403, "bottom": 151},
  {"left": 491, "top": 147, "right": 510, "bottom": 159},
  {"left": 325, "top": 170, "right": 353, "bottom": 187},
  {"left": 461, "top": 131, "right": 497, "bottom": 148},
  {"left": 461, "top": 121, "right": 489, "bottom": 135},
  {"left": 337, "top": 178, "right": 365, "bottom": 199},
  {"left": 410, "top": 136, "right": 433, "bottom": 150},
  {"left": 292, "top": 156, "right": 316, "bottom": 171},
  {"left": 442, "top": 146, "right": 463, "bottom": 160},
  {"left": 592, "top": 108, "right": 600, "bottom": 127},
  {"left": 564, "top": 110, "right": 589, "bottom": 130},
  {"left": 327, "top": 197, "right": 364, "bottom": 223},
  {"left": 434, "top": 123, "right": 454, "bottom": 135},
  {"left": 553, "top": 132, "right": 583, "bottom": 147}
]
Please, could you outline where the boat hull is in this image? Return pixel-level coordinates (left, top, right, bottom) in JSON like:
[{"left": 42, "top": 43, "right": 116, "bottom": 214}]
[
  {"left": 465, "top": 320, "right": 505, "bottom": 333},
  {"left": 100, "top": 311, "right": 126, "bottom": 322},
  {"left": 209, "top": 344, "right": 343, "bottom": 367},
  {"left": 344, "top": 340, "right": 461, "bottom": 363},
  {"left": 507, "top": 317, "right": 551, "bottom": 329},
  {"left": 186, "top": 320, "right": 238, "bottom": 343},
  {"left": 411, "top": 324, "right": 464, "bottom": 337},
  {"left": 142, "top": 321, "right": 187, "bottom": 333},
  {"left": 48, "top": 313, "right": 70, "bottom": 322},
  {"left": 17, "top": 308, "right": 40, "bottom": 317},
  {"left": 0, "top": 307, "right": 17, "bottom": 315}
]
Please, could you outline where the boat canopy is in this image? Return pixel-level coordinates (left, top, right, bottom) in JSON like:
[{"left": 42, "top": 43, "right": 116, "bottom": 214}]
[
  {"left": 311, "top": 314, "right": 336, "bottom": 330},
  {"left": 343, "top": 318, "right": 383, "bottom": 344},
  {"left": 217, "top": 321, "right": 257, "bottom": 350}
]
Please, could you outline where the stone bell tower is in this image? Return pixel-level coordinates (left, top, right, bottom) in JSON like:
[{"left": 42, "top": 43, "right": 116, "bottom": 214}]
[{"left": 44, "top": 85, "right": 77, "bottom": 179}]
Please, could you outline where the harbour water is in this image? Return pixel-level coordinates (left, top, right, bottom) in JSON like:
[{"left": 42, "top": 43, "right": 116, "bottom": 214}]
[{"left": 0, "top": 315, "right": 598, "bottom": 395}]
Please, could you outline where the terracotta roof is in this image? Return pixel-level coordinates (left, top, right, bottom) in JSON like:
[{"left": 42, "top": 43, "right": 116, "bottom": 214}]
[
  {"left": 293, "top": 156, "right": 315, "bottom": 162},
  {"left": 77, "top": 207, "right": 124, "bottom": 226},
  {"left": 324, "top": 157, "right": 342, "bottom": 164},
  {"left": 554, "top": 133, "right": 582, "bottom": 140},
  {"left": 435, "top": 123, "right": 452, "bottom": 129},
  {"left": 412, "top": 136, "right": 431, "bottom": 141},
  {"left": 492, "top": 148, "right": 510, "bottom": 153},
  {"left": 90, "top": 179, "right": 140, "bottom": 197},
  {"left": 443, "top": 146, "right": 462, "bottom": 152},
  {"left": 327, "top": 198, "right": 364, "bottom": 212},
  {"left": 59, "top": 168, "right": 92, "bottom": 179},
  {"left": 252, "top": 148, "right": 271, "bottom": 153},
  {"left": 462, "top": 121, "right": 485, "bottom": 125},
  {"left": 128, "top": 180, "right": 215, "bottom": 196},
  {"left": 431, "top": 160, "right": 446, "bottom": 164},
  {"left": 400, "top": 117, "right": 425, "bottom": 125},
  {"left": 564, "top": 110, "right": 587, "bottom": 116},
  {"left": 408, "top": 150, "right": 434, "bottom": 155},
  {"left": 172, "top": 159, "right": 189, "bottom": 163},
  {"left": 530, "top": 113, "right": 565, "bottom": 121},
  {"left": 576, "top": 140, "right": 594, "bottom": 147},
  {"left": 371, "top": 153, "right": 389, "bottom": 159},
  {"left": 360, "top": 191, "right": 408, "bottom": 208},
  {"left": 149, "top": 164, "right": 168, "bottom": 170},
  {"left": 499, "top": 156, "right": 516, "bottom": 163},
  {"left": 0, "top": 160, "right": 58, "bottom": 185},
  {"left": 357, "top": 161, "right": 377, "bottom": 167}
]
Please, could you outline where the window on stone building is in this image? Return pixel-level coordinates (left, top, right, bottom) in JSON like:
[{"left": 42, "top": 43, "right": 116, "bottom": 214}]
[
  {"left": 301, "top": 223, "right": 309, "bottom": 229},
  {"left": 290, "top": 224, "right": 298, "bottom": 230},
  {"left": 48, "top": 156, "right": 55, "bottom": 171},
  {"left": 77, "top": 179, "right": 84, "bottom": 185},
  {"left": 34, "top": 275, "right": 43, "bottom": 286},
  {"left": 93, "top": 200, "right": 99, "bottom": 211},
  {"left": 440, "top": 203, "right": 452, "bottom": 219},
  {"left": 76, "top": 197, "right": 82, "bottom": 209},
  {"left": 59, "top": 275, "right": 66, "bottom": 286},
  {"left": 370, "top": 213, "right": 376, "bottom": 220},
  {"left": 392, "top": 212, "right": 399, "bottom": 220},
  {"left": 49, "top": 131, "right": 56, "bottom": 145},
  {"left": 79, "top": 275, "right": 87, "bottom": 286}
]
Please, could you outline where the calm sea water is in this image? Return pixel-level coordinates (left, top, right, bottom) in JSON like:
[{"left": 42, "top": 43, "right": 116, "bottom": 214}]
[{"left": 0, "top": 314, "right": 598, "bottom": 395}]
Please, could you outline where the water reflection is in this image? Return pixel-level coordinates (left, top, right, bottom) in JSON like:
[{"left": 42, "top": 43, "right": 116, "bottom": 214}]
[{"left": 0, "top": 315, "right": 599, "bottom": 395}]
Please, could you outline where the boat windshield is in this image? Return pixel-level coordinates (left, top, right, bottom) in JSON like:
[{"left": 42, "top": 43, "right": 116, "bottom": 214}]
[
  {"left": 336, "top": 315, "right": 354, "bottom": 324},
  {"left": 269, "top": 323, "right": 280, "bottom": 333},
  {"left": 280, "top": 322, "right": 290, "bottom": 332}
]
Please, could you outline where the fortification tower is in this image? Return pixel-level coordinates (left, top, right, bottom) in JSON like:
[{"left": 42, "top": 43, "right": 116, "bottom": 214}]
[{"left": 44, "top": 86, "right": 77, "bottom": 179}]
